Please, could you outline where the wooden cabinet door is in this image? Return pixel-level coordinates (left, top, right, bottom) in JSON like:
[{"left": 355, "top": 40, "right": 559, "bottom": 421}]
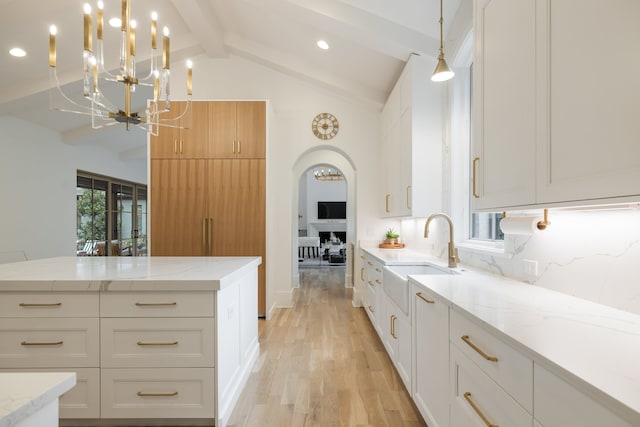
[
  {"left": 209, "top": 159, "right": 266, "bottom": 314},
  {"left": 150, "top": 102, "right": 208, "bottom": 159},
  {"left": 150, "top": 159, "right": 208, "bottom": 256},
  {"left": 472, "top": 0, "right": 536, "bottom": 210},
  {"left": 209, "top": 102, "right": 238, "bottom": 158},
  {"left": 180, "top": 101, "right": 209, "bottom": 159},
  {"left": 150, "top": 102, "right": 183, "bottom": 159},
  {"left": 236, "top": 101, "right": 266, "bottom": 159}
]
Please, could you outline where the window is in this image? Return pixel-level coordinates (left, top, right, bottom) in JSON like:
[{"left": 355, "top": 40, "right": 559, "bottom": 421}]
[{"left": 76, "top": 172, "right": 147, "bottom": 256}]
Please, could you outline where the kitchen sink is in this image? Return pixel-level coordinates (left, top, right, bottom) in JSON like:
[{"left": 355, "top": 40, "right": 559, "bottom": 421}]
[{"left": 382, "top": 264, "right": 459, "bottom": 315}]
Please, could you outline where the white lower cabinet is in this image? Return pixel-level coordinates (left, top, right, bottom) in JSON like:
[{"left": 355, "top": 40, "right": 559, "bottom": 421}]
[
  {"left": 364, "top": 254, "right": 384, "bottom": 336},
  {"left": 101, "top": 367, "right": 215, "bottom": 418},
  {"left": 534, "top": 363, "right": 634, "bottom": 427},
  {"left": 382, "top": 293, "right": 411, "bottom": 391},
  {"left": 450, "top": 309, "right": 533, "bottom": 413},
  {"left": 450, "top": 344, "right": 532, "bottom": 427},
  {"left": 412, "top": 286, "right": 449, "bottom": 427}
]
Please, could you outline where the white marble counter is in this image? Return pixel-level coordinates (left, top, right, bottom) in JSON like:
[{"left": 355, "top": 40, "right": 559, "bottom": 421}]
[
  {"left": 0, "top": 372, "right": 76, "bottom": 427},
  {"left": 409, "top": 267, "right": 640, "bottom": 425},
  {"left": 0, "top": 256, "right": 262, "bottom": 292}
]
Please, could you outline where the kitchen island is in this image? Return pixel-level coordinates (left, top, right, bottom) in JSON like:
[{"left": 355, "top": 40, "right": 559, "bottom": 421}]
[{"left": 0, "top": 256, "right": 261, "bottom": 427}]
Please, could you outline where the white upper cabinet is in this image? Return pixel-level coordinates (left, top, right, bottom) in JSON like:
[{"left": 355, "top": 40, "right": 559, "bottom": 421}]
[
  {"left": 473, "top": 0, "right": 537, "bottom": 210},
  {"left": 381, "top": 54, "right": 443, "bottom": 217},
  {"left": 473, "top": 0, "right": 640, "bottom": 211}
]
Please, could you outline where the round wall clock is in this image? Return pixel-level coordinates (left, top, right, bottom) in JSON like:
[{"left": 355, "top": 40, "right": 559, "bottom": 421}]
[{"left": 311, "top": 113, "right": 339, "bottom": 140}]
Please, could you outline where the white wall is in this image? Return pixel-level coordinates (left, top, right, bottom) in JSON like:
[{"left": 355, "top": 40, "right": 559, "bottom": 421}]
[
  {"left": 169, "top": 54, "right": 384, "bottom": 316},
  {"left": 0, "top": 116, "right": 146, "bottom": 261}
]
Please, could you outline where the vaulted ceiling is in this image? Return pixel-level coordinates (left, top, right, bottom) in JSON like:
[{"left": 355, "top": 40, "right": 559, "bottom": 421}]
[{"left": 0, "top": 0, "right": 464, "bottom": 157}]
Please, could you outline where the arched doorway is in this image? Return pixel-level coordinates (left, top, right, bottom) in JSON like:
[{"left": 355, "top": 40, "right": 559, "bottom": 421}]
[{"left": 291, "top": 147, "right": 356, "bottom": 289}]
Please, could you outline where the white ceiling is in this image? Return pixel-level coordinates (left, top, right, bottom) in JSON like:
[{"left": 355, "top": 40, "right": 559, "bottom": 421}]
[{"left": 0, "top": 0, "right": 463, "bottom": 157}]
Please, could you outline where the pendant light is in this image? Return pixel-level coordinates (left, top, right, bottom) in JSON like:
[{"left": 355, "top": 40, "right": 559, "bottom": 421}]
[{"left": 431, "top": 0, "right": 454, "bottom": 82}]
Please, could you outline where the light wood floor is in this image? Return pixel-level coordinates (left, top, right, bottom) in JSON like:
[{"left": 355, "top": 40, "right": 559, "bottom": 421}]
[{"left": 227, "top": 268, "right": 427, "bottom": 427}]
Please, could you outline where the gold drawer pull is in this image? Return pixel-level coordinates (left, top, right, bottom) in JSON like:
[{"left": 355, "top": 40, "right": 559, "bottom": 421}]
[
  {"left": 464, "top": 392, "right": 498, "bottom": 427},
  {"left": 375, "top": 268, "right": 381, "bottom": 272},
  {"left": 375, "top": 279, "right": 382, "bottom": 284},
  {"left": 19, "top": 303, "right": 62, "bottom": 307},
  {"left": 137, "top": 391, "right": 178, "bottom": 397},
  {"left": 368, "top": 281, "right": 375, "bottom": 287},
  {"left": 461, "top": 335, "right": 498, "bottom": 362},
  {"left": 21, "top": 341, "right": 63, "bottom": 346},
  {"left": 135, "top": 302, "right": 177, "bottom": 307},
  {"left": 416, "top": 292, "right": 435, "bottom": 304},
  {"left": 367, "top": 261, "right": 373, "bottom": 266},
  {"left": 368, "top": 305, "right": 375, "bottom": 313},
  {"left": 360, "top": 267, "right": 364, "bottom": 281},
  {"left": 137, "top": 341, "right": 178, "bottom": 346}
]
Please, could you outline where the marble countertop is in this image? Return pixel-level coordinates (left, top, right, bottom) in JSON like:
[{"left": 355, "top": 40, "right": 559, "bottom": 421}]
[
  {"left": 0, "top": 256, "right": 262, "bottom": 292},
  {"left": 409, "top": 268, "right": 640, "bottom": 425},
  {"left": 0, "top": 372, "right": 76, "bottom": 427}
]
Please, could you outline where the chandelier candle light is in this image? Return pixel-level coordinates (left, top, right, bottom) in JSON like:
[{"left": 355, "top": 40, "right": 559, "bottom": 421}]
[{"left": 48, "top": 0, "right": 193, "bottom": 134}]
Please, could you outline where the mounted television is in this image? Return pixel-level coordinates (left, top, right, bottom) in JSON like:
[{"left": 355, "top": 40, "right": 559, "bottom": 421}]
[{"left": 317, "top": 201, "right": 346, "bottom": 219}]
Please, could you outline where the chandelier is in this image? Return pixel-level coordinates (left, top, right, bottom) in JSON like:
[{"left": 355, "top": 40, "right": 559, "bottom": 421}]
[
  {"left": 48, "top": 0, "right": 193, "bottom": 135},
  {"left": 314, "top": 167, "right": 344, "bottom": 181}
]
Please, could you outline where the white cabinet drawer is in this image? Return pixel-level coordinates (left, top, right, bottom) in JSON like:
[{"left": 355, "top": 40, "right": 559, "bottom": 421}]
[
  {"left": 534, "top": 363, "right": 634, "bottom": 427},
  {"left": 0, "top": 292, "right": 98, "bottom": 317},
  {"left": 0, "top": 367, "right": 100, "bottom": 419},
  {"left": 450, "top": 309, "right": 533, "bottom": 412},
  {"left": 101, "top": 368, "right": 215, "bottom": 419},
  {"left": 364, "top": 285, "right": 376, "bottom": 325},
  {"left": 450, "top": 344, "right": 532, "bottom": 427},
  {"left": 101, "top": 318, "right": 215, "bottom": 368},
  {"left": 0, "top": 318, "right": 99, "bottom": 367},
  {"left": 100, "top": 291, "right": 214, "bottom": 317}
]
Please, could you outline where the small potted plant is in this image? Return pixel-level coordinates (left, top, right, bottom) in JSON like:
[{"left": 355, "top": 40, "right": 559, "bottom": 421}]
[{"left": 385, "top": 228, "right": 399, "bottom": 245}]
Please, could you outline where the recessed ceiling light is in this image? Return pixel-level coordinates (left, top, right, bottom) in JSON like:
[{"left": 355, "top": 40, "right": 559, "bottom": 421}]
[
  {"left": 9, "top": 47, "right": 26, "bottom": 58},
  {"left": 109, "top": 17, "right": 122, "bottom": 28},
  {"left": 317, "top": 40, "right": 329, "bottom": 50}
]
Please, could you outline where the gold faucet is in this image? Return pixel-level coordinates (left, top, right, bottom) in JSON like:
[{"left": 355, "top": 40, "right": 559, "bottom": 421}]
[{"left": 424, "top": 213, "right": 459, "bottom": 268}]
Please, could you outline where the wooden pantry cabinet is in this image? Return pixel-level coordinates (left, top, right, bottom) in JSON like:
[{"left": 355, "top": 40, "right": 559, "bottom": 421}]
[{"left": 150, "top": 101, "right": 267, "bottom": 315}]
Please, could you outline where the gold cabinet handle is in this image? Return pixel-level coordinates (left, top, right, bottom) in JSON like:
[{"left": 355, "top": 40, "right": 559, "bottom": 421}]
[
  {"left": 135, "top": 302, "right": 177, "bottom": 307},
  {"left": 137, "top": 391, "right": 178, "bottom": 397},
  {"left": 375, "top": 268, "right": 381, "bottom": 273},
  {"left": 238, "top": 140, "right": 241, "bottom": 154},
  {"left": 390, "top": 315, "right": 397, "bottom": 339},
  {"left": 19, "top": 303, "right": 62, "bottom": 307},
  {"left": 416, "top": 292, "right": 435, "bottom": 304},
  {"left": 390, "top": 315, "right": 394, "bottom": 338},
  {"left": 360, "top": 267, "right": 364, "bottom": 281},
  {"left": 461, "top": 335, "right": 498, "bottom": 362},
  {"left": 375, "top": 279, "right": 382, "bottom": 285},
  {"left": 21, "top": 341, "right": 63, "bottom": 346},
  {"left": 367, "top": 261, "right": 373, "bottom": 266},
  {"left": 179, "top": 139, "right": 183, "bottom": 154},
  {"left": 368, "top": 305, "right": 375, "bottom": 313},
  {"left": 210, "top": 218, "right": 214, "bottom": 255},
  {"left": 232, "top": 140, "right": 236, "bottom": 154},
  {"left": 406, "top": 185, "right": 411, "bottom": 209},
  {"left": 202, "top": 218, "right": 207, "bottom": 254},
  {"left": 464, "top": 392, "right": 498, "bottom": 427},
  {"left": 174, "top": 139, "right": 177, "bottom": 154},
  {"left": 137, "top": 341, "right": 178, "bottom": 346},
  {"left": 385, "top": 194, "right": 391, "bottom": 213},
  {"left": 360, "top": 255, "right": 364, "bottom": 260},
  {"left": 472, "top": 157, "right": 480, "bottom": 198},
  {"left": 367, "top": 280, "right": 375, "bottom": 287}
]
